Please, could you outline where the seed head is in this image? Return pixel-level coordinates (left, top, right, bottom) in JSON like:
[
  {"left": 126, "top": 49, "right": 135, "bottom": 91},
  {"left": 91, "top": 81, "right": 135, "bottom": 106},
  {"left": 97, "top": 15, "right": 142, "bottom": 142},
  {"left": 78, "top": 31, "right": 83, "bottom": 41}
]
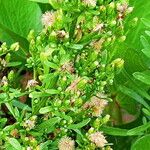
[
  {"left": 83, "top": 96, "right": 108, "bottom": 117},
  {"left": 58, "top": 136, "right": 75, "bottom": 150},
  {"left": 89, "top": 132, "right": 107, "bottom": 148},
  {"left": 42, "top": 11, "right": 55, "bottom": 28}
]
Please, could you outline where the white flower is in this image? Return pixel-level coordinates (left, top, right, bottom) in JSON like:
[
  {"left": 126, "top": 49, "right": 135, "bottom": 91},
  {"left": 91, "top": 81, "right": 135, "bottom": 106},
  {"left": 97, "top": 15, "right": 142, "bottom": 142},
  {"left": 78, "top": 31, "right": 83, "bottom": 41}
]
[
  {"left": 89, "top": 132, "right": 107, "bottom": 148},
  {"left": 42, "top": 11, "right": 55, "bottom": 27},
  {"left": 58, "top": 136, "right": 75, "bottom": 150},
  {"left": 26, "top": 79, "right": 38, "bottom": 88}
]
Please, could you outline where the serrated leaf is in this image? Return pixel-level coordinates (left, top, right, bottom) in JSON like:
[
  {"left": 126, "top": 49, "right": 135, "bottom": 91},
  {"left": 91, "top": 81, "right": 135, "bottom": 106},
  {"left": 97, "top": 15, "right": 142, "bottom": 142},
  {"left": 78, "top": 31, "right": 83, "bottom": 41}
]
[{"left": 67, "top": 118, "right": 91, "bottom": 129}]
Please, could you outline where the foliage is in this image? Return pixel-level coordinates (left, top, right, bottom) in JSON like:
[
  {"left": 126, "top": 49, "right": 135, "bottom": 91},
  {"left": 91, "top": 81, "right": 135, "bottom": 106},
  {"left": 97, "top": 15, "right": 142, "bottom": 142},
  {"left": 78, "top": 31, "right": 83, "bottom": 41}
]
[{"left": 0, "top": 0, "right": 150, "bottom": 150}]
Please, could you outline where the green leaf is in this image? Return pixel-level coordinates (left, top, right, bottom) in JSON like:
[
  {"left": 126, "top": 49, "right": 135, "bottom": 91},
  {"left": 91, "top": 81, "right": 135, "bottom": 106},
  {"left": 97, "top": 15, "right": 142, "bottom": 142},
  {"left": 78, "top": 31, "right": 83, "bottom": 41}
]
[
  {"left": 0, "top": 0, "right": 42, "bottom": 44},
  {"left": 100, "top": 126, "right": 129, "bottom": 136},
  {"left": 7, "top": 62, "right": 22, "bottom": 67},
  {"left": 66, "top": 44, "right": 84, "bottom": 50},
  {"left": 37, "top": 117, "right": 61, "bottom": 133},
  {"left": 141, "top": 18, "right": 150, "bottom": 28},
  {"left": 30, "top": 0, "right": 49, "bottom": 3},
  {"left": 141, "top": 48, "right": 150, "bottom": 58},
  {"left": 131, "top": 135, "right": 150, "bottom": 150},
  {"left": 127, "top": 123, "right": 150, "bottom": 136},
  {"left": 133, "top": 71, "right": 150, "bottom": 85},
  {"left": 145, "top": 30, "right": 150, "bottom": 36},
  {"left": 12, "top": 100, "right": 32, "bottom": 111},
  {"left": 67, "top": 118, "right": 91, "bottom": 129},
  {"left": 44, "top": 61, "right": 59, "bottom": 69},
  {"left": 0, "top": 118, "right": 7, "bottom": 128},
  {"left": 40, "top": 141, "right": 52, "bottom": 150},
  {"left": 8, "top": 138, "right": 22, "bottom": 150},
  {"left": 140, "top": 36, "right": 150, "bottom": 50},
  {"left": 119, "top": 86, "right": 150, "bottom": 110},
  {"left": 29, "top": 89, "right": 59, "bottom": 98},
  {"left": 39, "top": 106, "right": 52, "bottom": 114}
]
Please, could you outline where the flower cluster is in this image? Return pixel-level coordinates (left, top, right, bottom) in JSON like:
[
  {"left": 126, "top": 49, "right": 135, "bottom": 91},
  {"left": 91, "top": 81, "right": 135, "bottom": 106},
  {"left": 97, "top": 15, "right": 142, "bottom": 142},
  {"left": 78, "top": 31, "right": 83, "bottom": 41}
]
[{"left": 0, "top": 0, "right": 133, "bottom": 149}]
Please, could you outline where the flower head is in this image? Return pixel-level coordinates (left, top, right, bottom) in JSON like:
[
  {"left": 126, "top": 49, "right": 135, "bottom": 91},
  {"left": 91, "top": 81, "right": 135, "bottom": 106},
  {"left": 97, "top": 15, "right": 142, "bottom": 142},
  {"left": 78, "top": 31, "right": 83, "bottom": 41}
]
[
  {"left": 58, "top": 136, "right": 75, "bottom": 150},
  {"left": 83, "top": 96, "right": 108, "bottom": 117},
  {"left": 26, "top": 79, "right": 38, "bottom": 88},
  {"left": 89, "top": 132, "right": 107, "bottom": 148},
  {"left": 42, "top": 11, "right": 55, "bottom": 28}
]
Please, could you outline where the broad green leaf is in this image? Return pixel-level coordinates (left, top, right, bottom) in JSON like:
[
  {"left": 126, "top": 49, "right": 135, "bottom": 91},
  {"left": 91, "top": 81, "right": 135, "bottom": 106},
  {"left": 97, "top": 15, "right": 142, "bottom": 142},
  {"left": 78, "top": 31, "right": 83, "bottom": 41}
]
[
  {"left": 131, "top": 135, "right": 150, "bottom": 150},
  {"left": 119, "top": 86, "right": 150, "bottom": 110},
  {"left": 8, "top": 138, "right": 22, "bottom": 150},
  {"left": 127, "top": 123, "right": 150, "bottom": 135},
  {"left": 133, "top": 71, "right": 150, "bottom": 85},
  {"left": 30, "top": 0, "right": 49, "bottom": 3},
  {"left": 67, "top": 118, "right": 91, "bottom": 129},
  {"left": 0, "top": 0, "right": 42, "bottom": 44}
]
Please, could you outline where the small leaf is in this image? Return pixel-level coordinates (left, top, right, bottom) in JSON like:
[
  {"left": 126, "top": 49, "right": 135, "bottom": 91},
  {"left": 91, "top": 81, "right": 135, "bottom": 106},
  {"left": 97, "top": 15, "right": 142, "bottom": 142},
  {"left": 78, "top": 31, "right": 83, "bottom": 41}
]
[
  {"left": 7, "top": 62, "right": 22, "bottom": 67},
  {"left": 29, "top": 89, "right": 59, "bottom": 98},
  {"left": 39, "top": 106, "right": 52, "bottom": 114},
  {"left": 8, "top": 138, "right": 22, "bottom": 150},
  {"left": 44, "top": 61, "right": 59, "bottom": 69},
  {"left": 67, "top": 118, "right": 91, "bottom": 129}
]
